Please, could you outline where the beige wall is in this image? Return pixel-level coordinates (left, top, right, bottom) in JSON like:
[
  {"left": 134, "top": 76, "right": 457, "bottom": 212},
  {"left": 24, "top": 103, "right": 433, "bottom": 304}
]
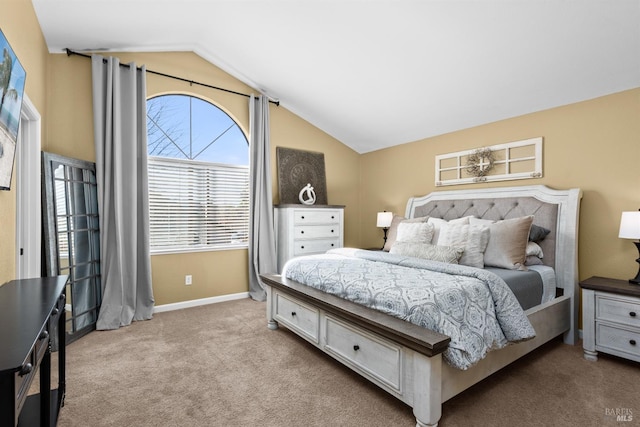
[
  {"left": 46, "top": 51, "right": 360, "bottom": 305},
  {"left": 360, "top": 88, "right": 640, "bottom": 283},
  {"left": 0, "top": 0, "right": 49, "bottom": 283}
]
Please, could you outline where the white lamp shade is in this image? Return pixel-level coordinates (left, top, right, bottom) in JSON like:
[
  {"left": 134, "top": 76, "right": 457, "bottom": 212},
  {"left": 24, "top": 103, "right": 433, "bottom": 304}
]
[
  {"left": 376, "top": 211, "right": 393, "bottom": 228},
  {"left": 619, "top": 211, "right": 640, "bottom": 239}
]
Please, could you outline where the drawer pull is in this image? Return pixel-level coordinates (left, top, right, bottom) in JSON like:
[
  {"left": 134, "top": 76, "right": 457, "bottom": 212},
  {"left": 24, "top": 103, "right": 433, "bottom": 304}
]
[
  {"left": 19, "top": 363, "right": 33, "bottom": 376},
  {"left": 331, "top": 229, "right": 334, "bottom": 233},
  {"left": 631, "top": 340, "right": 637, "bottom": 346},
  {"left": 331, "top": 243, "right": 334, "bottom": 247},
  {"left": 291, "top": 312, "right": 296, "bottom": 317},
  {"left": 301, "top": 216, "right": 305, "bottom": 219},
  {"left": 300, "top": 230, "right": 304, "bottom": 234},
  {"left": 331, "top": 216, "right": 335, "bottom": 219},
  {"left": 39, "top": 330, "right": 49, "bottom": 340},
  {"left": 353, "top": 345, "right": 360, "bottom": 351},
  {"left": 52, "top": 307, "right": 59, "bottom": 315},
  {"left": 301, "top": 246, "right": 305, "bottom": 249},
  {"left": 630, "top": 312, "right": 637, "bottom": 317}
]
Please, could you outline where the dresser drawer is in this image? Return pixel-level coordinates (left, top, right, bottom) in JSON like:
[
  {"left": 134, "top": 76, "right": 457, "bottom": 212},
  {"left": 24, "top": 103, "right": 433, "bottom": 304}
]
[
  {"left": 596, "top": 323, "right": 640, "bottom": 358},
  {"left": 294, "top": 209, "right": 341, "bottom": 224},
  {"left": 294, "top": 225, "right": 340, "bottom": 239},
  {"left": 14, "top": 350, "right": 37, "bottom": 418},
  {"left": 596, "top": 294, "right": 640, "bottom": 327},
  {"left": 324, "top": 316, "right": 402, "bottom": 392},
  {"left": 293, "top": 238, "right": 340, "bottom": 256},
  {"left": 274, "top": 292, "right": 320, "bottom": 344}
]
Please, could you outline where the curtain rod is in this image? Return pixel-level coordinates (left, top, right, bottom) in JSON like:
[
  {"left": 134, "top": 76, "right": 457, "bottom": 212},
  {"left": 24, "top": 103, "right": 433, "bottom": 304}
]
[{"left": 65, "top": 48, "right": 279, "bottom": 106}]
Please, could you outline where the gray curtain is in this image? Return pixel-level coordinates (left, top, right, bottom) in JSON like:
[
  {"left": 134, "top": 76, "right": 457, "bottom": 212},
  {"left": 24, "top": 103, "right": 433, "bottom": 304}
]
[
  {"left": 248, "top": 94, "right": 277, "bottom": 301},
  {"left": 91, "top": 55, "right": 154, "bottom": 329}
]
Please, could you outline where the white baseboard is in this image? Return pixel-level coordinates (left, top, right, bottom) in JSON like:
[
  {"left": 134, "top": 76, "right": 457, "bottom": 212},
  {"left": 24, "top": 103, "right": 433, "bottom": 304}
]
[{"left": 153, "top": 292, "right": 250, "bottom": 313}]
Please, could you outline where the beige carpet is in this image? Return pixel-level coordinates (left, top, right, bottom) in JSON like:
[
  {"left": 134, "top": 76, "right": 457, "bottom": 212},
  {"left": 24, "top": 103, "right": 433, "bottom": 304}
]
[{"left": 56, "top": 298, "right": 639, "bottom": 427}]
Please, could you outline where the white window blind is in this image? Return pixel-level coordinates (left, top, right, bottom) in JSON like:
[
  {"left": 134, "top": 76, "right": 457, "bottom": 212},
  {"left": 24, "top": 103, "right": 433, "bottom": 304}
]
[{"left": 148, "top": 156, "right": 249, "bottom": 253}]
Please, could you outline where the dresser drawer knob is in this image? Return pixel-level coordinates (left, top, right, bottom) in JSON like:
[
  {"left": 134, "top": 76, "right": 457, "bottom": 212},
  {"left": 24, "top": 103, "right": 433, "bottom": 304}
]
[
  {"left": 630, "top": 340, "right": 637, "bottom": 346},
  {"left": 353, "top": 345, "right": 360, "bottom": 351},
  {"left": 331, "top": 216, "right": 335, "bottom": 219},
  {"left": 301, "top": 216, "right": 305, "bottom": 219},
  {"left": 331, "top": 229, "right": 334, "bottom": 233},
  {"left": 52, "top": 307, "right": 59, "bottom": 315},
  {"left": 19, "top": 363, "right": 33, "bottom": 376},
  {"left": 300, "top": 230, "right": 304, "bottom": 234},
  {"left": 39, "top": 330, "right": 49, "bottom": 340},
  {"left": 331, "top": 243, "right": 334, "bottom": 247},
  {"left": 291, "top": 312, "right": 296, "bottom": 317},
  {"left": 301, "top": 246, "right": 304, "bottom": 249},
  {"left": 630, "top": 312, "right": 637, "bottom": 317}
]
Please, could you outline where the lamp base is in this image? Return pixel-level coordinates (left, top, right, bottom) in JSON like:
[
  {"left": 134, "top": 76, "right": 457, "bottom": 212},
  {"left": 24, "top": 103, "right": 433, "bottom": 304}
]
[
  {"left": 630, "top": 241, "right": 640, "bottom": 285},
  {"left": 381, "top": 228, "right": 389, "bottom": 251}
]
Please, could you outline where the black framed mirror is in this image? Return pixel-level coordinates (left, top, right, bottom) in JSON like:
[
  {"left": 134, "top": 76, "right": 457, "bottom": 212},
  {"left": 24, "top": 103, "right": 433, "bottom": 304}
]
[{"left": 42, "top": 151, "right": 101, "bottom": 344}]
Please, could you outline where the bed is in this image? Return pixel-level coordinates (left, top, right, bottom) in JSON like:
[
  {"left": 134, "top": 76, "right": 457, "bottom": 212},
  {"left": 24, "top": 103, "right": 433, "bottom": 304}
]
[{"left": 260, "top": 185, "right": 581, "bottom": 426}]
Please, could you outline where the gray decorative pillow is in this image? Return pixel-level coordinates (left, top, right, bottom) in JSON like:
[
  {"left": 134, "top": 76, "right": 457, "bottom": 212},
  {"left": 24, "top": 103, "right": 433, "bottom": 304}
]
[
  {"left": 529, "top": 224, "right": 551, "bottom": 242},
  {"left": 525, "top": 255, "right": 544, "bottom": 266},
  {"left": 390, "top": 242, "right": 464, "bottom": 264},
  {"left": 383, "top": 215, "right": 429, "bottom": 251}
]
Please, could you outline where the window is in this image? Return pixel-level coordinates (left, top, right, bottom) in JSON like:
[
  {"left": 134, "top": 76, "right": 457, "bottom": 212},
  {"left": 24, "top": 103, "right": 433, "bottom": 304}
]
[{"left": 146, "top": 94, "right": 249, "bottom": 253}]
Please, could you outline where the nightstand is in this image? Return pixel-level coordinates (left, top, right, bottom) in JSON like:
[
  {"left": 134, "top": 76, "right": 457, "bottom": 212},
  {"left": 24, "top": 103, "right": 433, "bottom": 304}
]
[{"left": 580, "top": 276, "right": 640, "bottom": 362}]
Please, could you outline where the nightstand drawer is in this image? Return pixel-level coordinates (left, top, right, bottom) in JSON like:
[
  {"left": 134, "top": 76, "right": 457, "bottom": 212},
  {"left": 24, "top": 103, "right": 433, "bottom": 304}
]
[
  {"left": 596, "top": 323, "right": 640, "bottom": 358},
  {"left": 596, "top": 295, "right": 640, "bottom": 327}
]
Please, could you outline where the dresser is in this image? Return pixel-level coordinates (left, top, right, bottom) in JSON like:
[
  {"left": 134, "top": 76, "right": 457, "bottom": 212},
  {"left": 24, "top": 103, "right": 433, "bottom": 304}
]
[
  {"left": 274, "top": 204, "right": 345, "bottom": 272},
  {"left": 0, "top": 276, "right": 68, "bottom": 427},
  {"left": 580, "top": 276, "right": 640, "bottom": 363}
]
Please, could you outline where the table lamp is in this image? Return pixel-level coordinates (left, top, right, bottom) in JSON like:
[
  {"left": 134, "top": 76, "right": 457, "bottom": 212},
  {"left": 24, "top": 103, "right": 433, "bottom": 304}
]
[
  {"left": 377, "top": 211, "right": 393, "bottom": 250},
  {"left": 619, "top": 210, "right": 640, "bottom": 284}
]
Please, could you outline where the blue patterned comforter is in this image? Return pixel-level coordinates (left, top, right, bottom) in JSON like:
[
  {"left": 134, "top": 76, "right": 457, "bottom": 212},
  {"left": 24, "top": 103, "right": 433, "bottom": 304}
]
[{"left": 282, "top": 248, "right": 535, "bottom": 370}]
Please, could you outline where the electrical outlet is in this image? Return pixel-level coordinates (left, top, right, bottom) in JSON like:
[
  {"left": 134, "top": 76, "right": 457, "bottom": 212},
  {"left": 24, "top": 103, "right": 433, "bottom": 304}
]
[{"left": 185, "top": 275, "right": 192, "bottom": 285}]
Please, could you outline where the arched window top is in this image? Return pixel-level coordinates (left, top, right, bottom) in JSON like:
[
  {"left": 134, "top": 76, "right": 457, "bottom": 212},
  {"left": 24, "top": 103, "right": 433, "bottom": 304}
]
[{"left": 146, "top": 94, "right": 248, "bottom": 165}]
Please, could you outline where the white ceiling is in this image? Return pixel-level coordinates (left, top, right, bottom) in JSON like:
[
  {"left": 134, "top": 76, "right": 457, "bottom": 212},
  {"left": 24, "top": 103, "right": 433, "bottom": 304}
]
[{"left": 32, "top": 0, "right": 640, "bottom": 154}]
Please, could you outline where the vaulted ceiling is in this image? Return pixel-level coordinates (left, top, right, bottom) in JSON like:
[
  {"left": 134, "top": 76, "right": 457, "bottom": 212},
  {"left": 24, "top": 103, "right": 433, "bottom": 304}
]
[{"left": 32, "top": 0, "right": 640, "bottom": 153}]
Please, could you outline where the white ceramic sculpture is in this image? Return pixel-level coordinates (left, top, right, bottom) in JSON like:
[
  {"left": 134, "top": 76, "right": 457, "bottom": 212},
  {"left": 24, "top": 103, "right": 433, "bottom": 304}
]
[{"left": 298, "top": 183, "right": 316, "bottom": 205}]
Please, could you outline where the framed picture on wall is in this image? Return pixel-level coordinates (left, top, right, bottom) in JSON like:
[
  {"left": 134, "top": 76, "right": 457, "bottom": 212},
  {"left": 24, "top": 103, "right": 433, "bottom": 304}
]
[
  {"left": 276, "top": 147, "right": 328, "bottom": 205},
  {"left": 0, "top": 27, "right": 27, "bottom": 190}
]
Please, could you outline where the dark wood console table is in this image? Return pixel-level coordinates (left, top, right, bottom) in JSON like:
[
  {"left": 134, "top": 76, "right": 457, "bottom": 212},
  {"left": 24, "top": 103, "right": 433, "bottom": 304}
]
[{"left": 0, "top": 276, "right": 67, "bottom": 427}]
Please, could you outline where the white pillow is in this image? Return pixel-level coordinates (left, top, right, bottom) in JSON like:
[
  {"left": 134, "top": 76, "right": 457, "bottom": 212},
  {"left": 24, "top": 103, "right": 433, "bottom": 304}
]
[
  {"left": 395, "top": 222, "right": 434, "bottom": 243},
  {"left": 428, "top": 216, "right": 472, "bottom": 244},
  {"left": 383, "top": 215, "right": 429, "bottom": 251},
  {"left": 438, "top": 223, "right": 490, "bottom": 268},
  {"left": 526, "top": 241, "right": 544, "bottom": 258}
]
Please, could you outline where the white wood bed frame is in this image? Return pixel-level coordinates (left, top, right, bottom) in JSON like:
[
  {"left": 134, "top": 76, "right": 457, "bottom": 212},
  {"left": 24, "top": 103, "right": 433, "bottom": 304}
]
[{"left": 262, "top": 185, "right": 582, "bottom": 427}]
